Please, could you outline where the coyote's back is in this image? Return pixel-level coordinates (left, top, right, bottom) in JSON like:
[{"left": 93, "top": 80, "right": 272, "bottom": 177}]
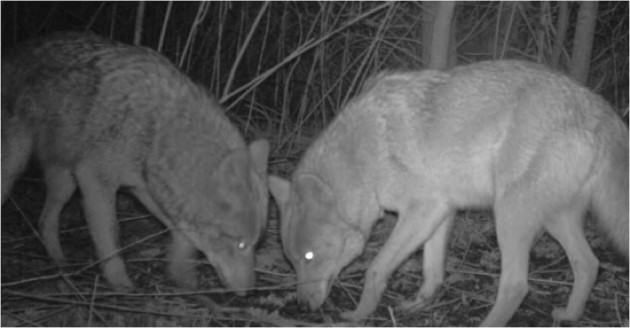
[{"left": 2, "top": 32, "right": 270, "bottom": 293}]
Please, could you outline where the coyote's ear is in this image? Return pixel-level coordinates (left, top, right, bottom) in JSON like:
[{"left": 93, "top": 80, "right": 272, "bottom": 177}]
[
  {"left": 269, "top": 175, "right": 291, "bottom": 208},
  {"left": 294, "top": 174, "right": 334, "bottom": 205},
  {"left": 294, "top": 174, "right": 337, "bottom": 223},
  {"left": 248, "top": 139, "right": 269, "bottom": 175},
  {"left": 215, "top": 148, "right": 249, "bottom": 182}
]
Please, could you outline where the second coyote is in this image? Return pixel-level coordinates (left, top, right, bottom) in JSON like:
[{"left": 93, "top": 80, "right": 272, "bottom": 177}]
[
  {"left": 269, "top": 60, "right": 628, "bottom": 325},
  {"left": 2, "top": 32, "right": 270, "bottom": 294}
]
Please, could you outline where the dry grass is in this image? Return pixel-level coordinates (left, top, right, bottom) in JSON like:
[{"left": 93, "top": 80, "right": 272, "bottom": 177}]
[
  {"left": 2, "top": 176, "right": 628, "bottom": 326},
  {"left": 2, "top": 1, "right": 628, "bottom": 326}
]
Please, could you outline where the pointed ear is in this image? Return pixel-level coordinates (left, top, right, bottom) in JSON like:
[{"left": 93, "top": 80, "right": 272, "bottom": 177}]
[
  {"left": 216, "top": 148, "right": 249, "bottom": 182},
  {"left": 295, "top": 174, "right": 334, "bottom": 204},
  {"left": 268, "top": 175, "right": 291, "bottom": 208},
  {"left": 248, "top": 139, "right": 269, "bottom": 175}
]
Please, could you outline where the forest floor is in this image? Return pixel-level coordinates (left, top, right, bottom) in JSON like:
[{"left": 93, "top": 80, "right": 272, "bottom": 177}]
[{"left": 2, "top": 158, "right": 628, "bottom": 327}]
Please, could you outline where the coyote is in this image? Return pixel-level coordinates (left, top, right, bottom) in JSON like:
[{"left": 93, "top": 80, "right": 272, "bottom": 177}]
[
  {"left": 269, "top": 60, "right": 628, "bottom": 325},
  {"left": 2, "top": 32, "right": 270, "bottom": 294}
]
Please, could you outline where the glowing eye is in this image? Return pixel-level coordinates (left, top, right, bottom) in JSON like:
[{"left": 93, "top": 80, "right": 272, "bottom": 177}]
[
  {"left": 304, "top": 251, "right": 314, "bottom": 261},
  {"left": 237, "top": 241, "right": 246, "bottom": 250}
]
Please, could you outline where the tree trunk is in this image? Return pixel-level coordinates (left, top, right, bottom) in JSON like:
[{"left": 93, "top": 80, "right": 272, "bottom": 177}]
[
  {"left": 428, "top": 1, "right": 456, "bottom": 69},
  {"left": 551, "top": 1, "right": 569, "bottom": 68},
  {"left": 133, "top": 1, "right": 145, "bottom": 45},
  {"left": 422, "top": 2, "right": 437, "bottom": 66},
  {"left": 570, "top": 1, "right": 598, "bottom": 84}
]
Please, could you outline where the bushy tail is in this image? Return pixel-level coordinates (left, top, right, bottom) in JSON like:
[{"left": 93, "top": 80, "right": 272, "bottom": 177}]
[{"left": 590, "top": 119, "right": 629, "bottom": 259}]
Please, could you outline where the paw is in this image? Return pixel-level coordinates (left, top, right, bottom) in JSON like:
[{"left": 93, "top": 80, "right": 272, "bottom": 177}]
[
  {"left": 397, "top": 295, "right": 431, "bottom": 313},
  {"left": 340, "top": 310, "right": 367, "bottom": 322},
  {"left": 103, "top": 262, "right": 135, "bottom": 291},
  {"left": 109, "top": 274, "right": 135, "bottom": 291},
  {"left": 551, "top": 306, "right": 580, "bottom": 322},
  {"left": 46, "top": 248, "right": 67, "bottom": 265}
]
